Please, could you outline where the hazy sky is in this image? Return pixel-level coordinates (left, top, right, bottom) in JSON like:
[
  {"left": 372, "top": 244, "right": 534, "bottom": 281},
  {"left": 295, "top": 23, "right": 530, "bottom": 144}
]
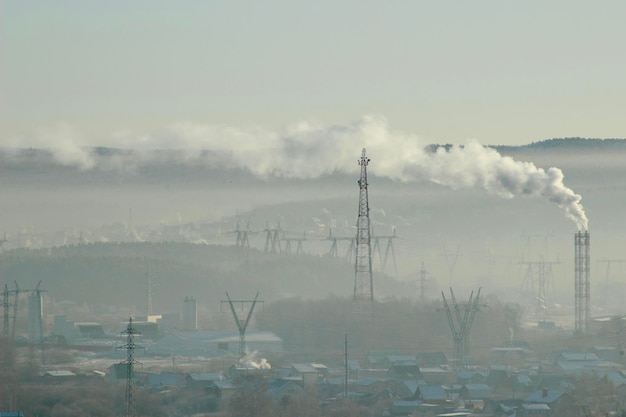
[{"left": 2, "top": 1, "right": 625, "bottom": 146}]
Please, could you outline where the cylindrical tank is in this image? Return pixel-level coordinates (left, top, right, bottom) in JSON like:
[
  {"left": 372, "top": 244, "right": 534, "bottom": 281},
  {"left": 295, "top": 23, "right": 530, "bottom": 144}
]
[{"left": 182, "top": 296, "right": 197, "bottom": 331}]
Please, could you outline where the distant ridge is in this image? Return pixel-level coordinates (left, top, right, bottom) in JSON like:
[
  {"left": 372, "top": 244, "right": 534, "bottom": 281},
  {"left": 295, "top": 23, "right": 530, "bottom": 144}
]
[
  {"left": 425, "top": 137, "right": 626, "bottom": 154},
  {"left": 494, "top": 137, "right": 626, "bottom": 153}
]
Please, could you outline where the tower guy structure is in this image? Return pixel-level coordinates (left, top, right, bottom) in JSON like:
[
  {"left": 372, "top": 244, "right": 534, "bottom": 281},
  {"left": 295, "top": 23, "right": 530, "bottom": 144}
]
[
  {"left": 442, "top": 288, "right": 482, "bottom": 369},
  {"left": 574, "top": 231, "right": 590, "bottom": 334},
  {"left": 353, "top": 148, "right": 374, "bottom": 314}
]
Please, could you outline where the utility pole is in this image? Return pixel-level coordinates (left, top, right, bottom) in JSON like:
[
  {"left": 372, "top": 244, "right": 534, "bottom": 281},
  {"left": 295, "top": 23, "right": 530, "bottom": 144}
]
[
  {"left": 353, "top": 148, "right": 374, "bottom": 315},
  {"left": 221, "top": 292, "right": 263, "bottom": 364},
  {"left": 344, "top": 333, "right": 348, "bottom": 399}
]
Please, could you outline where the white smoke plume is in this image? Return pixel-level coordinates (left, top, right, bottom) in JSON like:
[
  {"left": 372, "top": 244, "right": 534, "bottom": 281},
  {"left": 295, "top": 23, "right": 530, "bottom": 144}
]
[
  {"left": 242, "top": 350, "right": 271, "bottom": 370},
  {"left": 2, "top": 116, "right": 588, "bottom": 230}
]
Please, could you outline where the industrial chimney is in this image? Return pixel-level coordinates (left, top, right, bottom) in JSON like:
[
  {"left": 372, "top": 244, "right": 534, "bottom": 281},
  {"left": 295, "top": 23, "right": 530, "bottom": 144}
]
[{"left": 574, "top": 231, "right": 590, "bottom": 334}]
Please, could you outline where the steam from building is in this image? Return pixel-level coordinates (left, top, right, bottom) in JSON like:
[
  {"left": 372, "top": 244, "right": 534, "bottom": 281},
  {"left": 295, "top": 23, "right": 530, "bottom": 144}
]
[{"left": 2, "top": 116, "right": 587, "bottom": 229}]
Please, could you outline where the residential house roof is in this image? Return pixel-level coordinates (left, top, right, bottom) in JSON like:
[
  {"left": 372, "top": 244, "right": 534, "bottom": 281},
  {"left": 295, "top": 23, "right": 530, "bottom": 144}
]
[
  {"left": 188, "top": 373, "right": 223, "bottom": 382},
  {"left": 43, "top": 370, "right": 76, "bottom": 377},
  {"left": 460, "top": 384, "right": 492, "bottom": 400},
  {"left": 416, "top": 385, "right": 446, "bottom": 401},
  {"left": 416, "top": 352, "right": 448, "bottom": 367},
  {"left": 147, "top": 372, "right": 184, "bottom": 388},
  {"left": 522, "top": 403, "right": 551, "bottom": 410},
  {"left": 291, "top": 363, "right": 319, "bottom": 374},
  {"left": 268, "top": 378, "right": 303, "bottom": 399},
  {"left": 525, "top": 390, "right": 565, "bottom": 404}
]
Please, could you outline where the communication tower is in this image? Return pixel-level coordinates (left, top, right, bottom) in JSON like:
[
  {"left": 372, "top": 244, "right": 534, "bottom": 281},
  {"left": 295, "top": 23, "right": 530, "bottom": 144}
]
[{"left": 353, "top": 148, "right": 374, "bottom": 314}]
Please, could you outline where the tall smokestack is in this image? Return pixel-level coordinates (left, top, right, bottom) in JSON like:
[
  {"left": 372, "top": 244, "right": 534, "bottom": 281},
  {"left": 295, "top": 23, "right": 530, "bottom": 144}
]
[{"left": 574, "top": 231, "right": 590, "bottom": 334}]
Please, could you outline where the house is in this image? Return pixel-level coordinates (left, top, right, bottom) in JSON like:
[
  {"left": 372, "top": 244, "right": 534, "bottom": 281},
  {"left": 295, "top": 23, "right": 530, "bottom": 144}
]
[
  {"left": 208, "top": 378, "right": 236, "bottom": 402},
  {"left": 186, "top": 373, "right": 223, "bottom": 390},
  {"left": 387, "top": 360, "right": 422, "bottom": 380},
  {"left": 390, "top": 400, "right": 422, "bottom": 416},
  {"left": 531, "top": 374, "right": 575, "bottom": 393},
  {"left": 147, "top": 372, "right": 185, "bottom": 390},
  {"left": 396, "top": 380, "right": 423, "bottom": 400},
  {"left": 416, "top": 352, "right": 448, "bottom": 367},
  {"left": 519, "top": 403, "right": 551, "bottom": 417},
  {"left": 414, "top": 385, "right": 447, "bottom": 404},
  {"left": 289, "top": 363, "right": 320, "bottom": 389},
  {"left": 524, "top": 390, "right": 580, "bottom": 416},
  {"left": 268, "top": 378, "right": 305, "bottom": 403},
  {"left": 420, "top": 366, "right": 454, "bottom": 384},
  {"left": 459, "top": 384, "right": 492, "bottom": 402},
  {"left": 367, "top": 350, "right": 402, "bottom": 368},
  {"left": 457, "top": 370, "right": 486, "bottom": 385},
  {"left": 354, "top": 377, "right": 392, "bottom": 395},
  {"left": 554, "top": 352, "right": 600, "bottom": 374},
  {"left": 489, "top": 347, "right": 528, "bottom": 368},
  {"left": 485, "top": 366, "right": 515, "bottom": 395},
  {"left": 481, "top": 399, "right": 523, "bottom": 417}
]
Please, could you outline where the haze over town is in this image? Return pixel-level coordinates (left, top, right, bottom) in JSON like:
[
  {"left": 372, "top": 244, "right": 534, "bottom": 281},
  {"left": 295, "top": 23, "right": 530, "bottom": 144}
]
[{"left": 2, "top": 2, "right": 626, "bottom": 417}]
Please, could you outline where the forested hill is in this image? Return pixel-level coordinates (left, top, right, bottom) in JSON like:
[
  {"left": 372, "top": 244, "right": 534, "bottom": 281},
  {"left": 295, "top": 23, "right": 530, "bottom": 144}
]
[
  {"left": 494, "top": 137, "right": 626, "bottom": 153},
  {"left": 0, "top": 242, "right": 412, "bottom": 313}
]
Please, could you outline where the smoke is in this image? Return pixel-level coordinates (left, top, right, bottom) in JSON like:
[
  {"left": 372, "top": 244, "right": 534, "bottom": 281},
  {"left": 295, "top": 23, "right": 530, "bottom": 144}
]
[
  {"left": 404, "top": 140, "right": 588, "bottom": 231},
  {"left": 242, "top": 350, "right": 271, "bottom": 369},
  {"left": 1, "top": 116, "right": 588, "bottom": 230}
]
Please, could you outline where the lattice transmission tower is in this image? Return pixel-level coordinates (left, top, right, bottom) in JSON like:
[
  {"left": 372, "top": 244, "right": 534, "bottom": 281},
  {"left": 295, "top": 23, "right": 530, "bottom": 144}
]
[
  {"left": 353, "top": 148, "right": 374, "bottom": 314},
  {"left": 441, "top": 287, "right": 482, "bottom": 369},
  {"left": 118, "top": 318, "right": 143, "bottom": 417},
  {"left": 221, "top": 292, "right": 263, "bottom": 364}
]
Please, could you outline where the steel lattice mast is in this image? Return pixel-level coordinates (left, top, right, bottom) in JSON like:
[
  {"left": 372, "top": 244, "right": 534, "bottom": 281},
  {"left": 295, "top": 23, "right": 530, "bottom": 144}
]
[
  {"left": 441, "top": 288, "right": 482, "bottom": 369},
  {"left": 118, "top": 318, "right": 142, "bottom": 417},
  {"left": 222, "top": 292, "right": 262, "bottom": 364},
  {"left": 353, "top": 148, "right": 374, "bottom": 313}
]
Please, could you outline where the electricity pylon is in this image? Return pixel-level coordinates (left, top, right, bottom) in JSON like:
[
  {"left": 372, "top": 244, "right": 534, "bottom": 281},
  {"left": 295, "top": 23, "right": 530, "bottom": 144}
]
[
  {"left": 441, "top": 287, "right": 482, "bottom": 369},
  {"left": 118, "top": 318, "right": 144, "bottom": 417},
  {"left": 221, "top": 292, "right": 263, "bottom": 364}
]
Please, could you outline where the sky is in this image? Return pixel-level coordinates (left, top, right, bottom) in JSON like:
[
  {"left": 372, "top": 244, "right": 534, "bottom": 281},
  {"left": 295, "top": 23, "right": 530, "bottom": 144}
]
[{"left": 1, "top": 1, "right": 625, "bottom": 147}]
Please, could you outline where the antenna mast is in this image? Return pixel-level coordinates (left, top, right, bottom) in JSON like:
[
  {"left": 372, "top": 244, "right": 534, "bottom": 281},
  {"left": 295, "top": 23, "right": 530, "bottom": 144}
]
[{"left": 354, "top": 148, "right": 374, "bottom": 314}]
